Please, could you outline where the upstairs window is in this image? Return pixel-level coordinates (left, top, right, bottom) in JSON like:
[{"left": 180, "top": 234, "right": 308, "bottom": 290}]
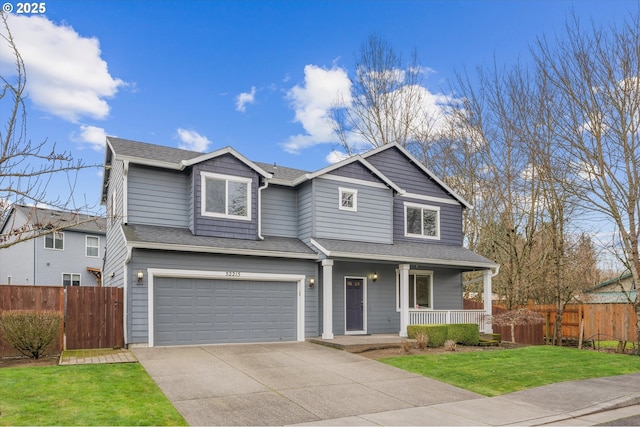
[
  {"left": 45, "top": 231, "right": 64, "bottom": 250},
  {"left": 201, "top": 172, "right": 251, "bottom": 220},
  {"left": 86, "top": 236, "right": 100, "bottom": 257},
  {"left": 404, "top": 202, "right": 440, "bottom": 239},
  {"left": 339, "top": 187, "right": 357, "bottom": 212}
]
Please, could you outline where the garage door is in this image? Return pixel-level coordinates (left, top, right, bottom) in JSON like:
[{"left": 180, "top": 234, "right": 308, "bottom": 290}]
[{"left": 154, "top": 277, "right": 297, "bottom": 346}]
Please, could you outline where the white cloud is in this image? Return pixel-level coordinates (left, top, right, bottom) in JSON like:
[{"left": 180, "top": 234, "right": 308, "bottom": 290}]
[
  {"left": 326, "top": 150, "right": 350, "bottom": 164},
  {"left": 70, "top": 125, "right": 108, "bottom": 151},
  {"left": 176, "top": 128, "right": 211, "bottom": 152},
  {"left": 1, "top": 15, "right": 124, "bottom": 122},
  {"left": 236, "top": 86, "right": 256, "bottom": 112},
  {"left": 283, "top": 65, "right": 351, "bottom": 153}
]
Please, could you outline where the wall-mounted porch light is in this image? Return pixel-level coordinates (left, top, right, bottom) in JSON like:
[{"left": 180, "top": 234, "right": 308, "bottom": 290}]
[
  {"left": 137, "top": 270, "right": 144, "bottom": 284},
  {"left": 372, "top": 272, "right": 378, "bottom": 282},
  {"left": 308, "top": 277, "right": 315, "bottom": 288}
]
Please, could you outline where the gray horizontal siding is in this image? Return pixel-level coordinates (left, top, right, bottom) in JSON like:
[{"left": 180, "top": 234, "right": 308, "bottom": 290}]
[
  {"left": 128, "top": 165, "right": 189, "bottom": 228},
  {"left": 262, "top": 186, "right": 297, "bottom": 237},
  {"left": 297, "top": 182, "right": 313, "bottom": 243},
  {"left": 314, "top": 178, "right": 392, "bottom": 244},
  {"left": 127, "top": 249, "right": 318, "bottom": 344},
  {"left": 432, "top": 267, "right": 463, "bottom": 310}
]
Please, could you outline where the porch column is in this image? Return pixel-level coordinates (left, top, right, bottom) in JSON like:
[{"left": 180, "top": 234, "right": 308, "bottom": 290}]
[
  {"left": 399, "top": 263, "right": 410, "bottom": 337},
  {"left": 322, "top": 259, "right": 334, "bottom": 339},
  {"left": 483, "top": 269, "right": 493, "bottom": 334}
]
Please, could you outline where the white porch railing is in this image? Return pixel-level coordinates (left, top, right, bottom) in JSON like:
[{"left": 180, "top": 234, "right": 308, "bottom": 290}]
[{"left": 409, "top": 309, "right": 488, "bottom": 332}]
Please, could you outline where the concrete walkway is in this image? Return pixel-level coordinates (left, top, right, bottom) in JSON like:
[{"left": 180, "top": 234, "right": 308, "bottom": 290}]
[{"left": 133, "top": 342, "right": 640, "bottom": 426}]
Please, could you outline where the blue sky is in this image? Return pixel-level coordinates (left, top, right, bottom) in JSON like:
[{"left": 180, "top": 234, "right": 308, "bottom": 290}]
[{"left": 0, "top": 0, "right": 637, "bottom": 214}]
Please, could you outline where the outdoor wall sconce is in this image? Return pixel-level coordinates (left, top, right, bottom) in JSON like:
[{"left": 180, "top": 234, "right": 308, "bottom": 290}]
[
  {"left": 372, "top": 272, "right": 378, "bottom": 282},
  {"left": 308, "top": 278, "right": 315, "bottom": 288},
  {"left": 137, "top": 270, "right": 144, "bottom": 284}
]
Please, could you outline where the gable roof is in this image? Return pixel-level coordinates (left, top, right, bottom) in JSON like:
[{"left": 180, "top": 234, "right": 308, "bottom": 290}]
[
  {"left": 586, "top": 272, "right": 635, "bottom": 293},
  {"left": 360, "top": 143, "right": 473, "bottom": 209},
  {"left": 1, "top": 204, "right": 106, "bottom": 235},
  {"left": 102, "top": 138, "right": 472, "bottom": 208}
]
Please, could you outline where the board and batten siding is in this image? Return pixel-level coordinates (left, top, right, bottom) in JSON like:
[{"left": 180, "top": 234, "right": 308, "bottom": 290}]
[
  {"left": 127, "top": 249, "right": 319, "bottom": 344},
  {"left": 393, "top": 197, "right": 463, "bottom": 245},
  {"left": 314, "top": 178, "right": 392, "bottom": 244},
  {"left": 192, "top": 155, "right": 259, "bottom": 239},
  {"left": 367, "top": 146, "right": 458, "bottom": 200},
  {"left": 261, "top": 186, "right": 297, "bottom": 237},
  {"left": 127, "top": 165, "right": 190, "bottom": 228}
]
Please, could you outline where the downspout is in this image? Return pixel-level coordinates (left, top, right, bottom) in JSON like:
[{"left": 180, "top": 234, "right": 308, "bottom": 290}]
[
  {"left": 257, "top": 178, "right": 269, "bottom": 240},
  {"left": 122, "top": 161, "right": 129, "bottom": 224}
]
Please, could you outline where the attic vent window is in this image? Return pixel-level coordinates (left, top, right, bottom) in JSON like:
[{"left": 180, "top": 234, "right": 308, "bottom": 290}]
[
  {"left": 201, "top": 171, "right": 251, "bottom": 220},
  {"left": 339, "top": 187, "right": 357, "bottom": 212}
]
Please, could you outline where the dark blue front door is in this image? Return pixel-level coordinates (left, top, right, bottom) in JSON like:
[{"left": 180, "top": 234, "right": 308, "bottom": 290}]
[{"left": 346, "top": 278, "right": 364, "bottom": 331}]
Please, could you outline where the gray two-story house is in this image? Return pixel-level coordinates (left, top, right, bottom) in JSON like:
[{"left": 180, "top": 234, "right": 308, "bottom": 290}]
[
  {"left": 0, "top": 205, "right": 106, "bottom": 286},
  {"left": 101, "top": 137, "right": 498, "bottom": 347}
]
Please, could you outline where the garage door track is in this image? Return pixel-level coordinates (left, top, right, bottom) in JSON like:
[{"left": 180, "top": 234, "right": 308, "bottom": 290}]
[{"left": 133, "top": 342, "right": 480, "bottom": 425}]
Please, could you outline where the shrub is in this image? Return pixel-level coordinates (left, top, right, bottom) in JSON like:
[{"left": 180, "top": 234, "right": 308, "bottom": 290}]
[
  {"left": 447, "top": 323, "right": 480, "bottom": 345},
  {"left": 415, "top": 331, "right": 429, "bottom": 350},
  {"left": 401, "top": 340, "right": 412, "bottom": 353},
  {"left": 444, "top": 339, "right": 457, "bottom": 351},
  {"left": 407, "top": 325, "right": 447, "bottom": 347},
  {"left": 0, "top": 310, "right": 62, "bottom": 359}
]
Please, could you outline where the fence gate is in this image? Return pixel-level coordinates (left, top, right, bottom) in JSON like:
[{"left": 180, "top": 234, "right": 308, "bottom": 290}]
[{"left": 65, "top": 287, "right": 124, "bottom": 350}]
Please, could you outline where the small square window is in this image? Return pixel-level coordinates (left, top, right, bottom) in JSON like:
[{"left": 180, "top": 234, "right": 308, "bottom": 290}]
[
  {"left": 339, "top": 187, "right": 357, "bottom": 212},
  {"left": 201, "top": 172, "right": 251, "bottom": 220}
]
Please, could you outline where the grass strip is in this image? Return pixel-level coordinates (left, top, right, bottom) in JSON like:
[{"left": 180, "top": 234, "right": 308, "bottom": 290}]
[
  {"left": 380, "top": 346, "right": 640, "bottom": 397},
  {"left": 0, "top": 363, "right": 186, "bottom": 426}
]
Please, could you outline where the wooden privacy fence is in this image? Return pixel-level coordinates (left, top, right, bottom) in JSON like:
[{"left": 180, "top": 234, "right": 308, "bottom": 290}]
[
  {"left": 465, "top": 299, "right": 638, "bottom": 345},
  {"left": 464, "top": 299, "right": 544, "bottom": 345},
  {"left": 0, "top": 285, "right": 123, "bottom": 356},
  {"left": 532, "top": 303, "right": 637, "bottom": 343}
]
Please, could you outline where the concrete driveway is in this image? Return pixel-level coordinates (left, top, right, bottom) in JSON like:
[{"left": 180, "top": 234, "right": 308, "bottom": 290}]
[{"left": 133, "top": 342, "right": 481, "bottom": 426}]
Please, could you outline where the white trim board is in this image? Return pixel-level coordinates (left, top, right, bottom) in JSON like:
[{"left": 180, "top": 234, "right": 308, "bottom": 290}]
[{"left": 146, "top": 268, "right": 306, "bottom": 347}]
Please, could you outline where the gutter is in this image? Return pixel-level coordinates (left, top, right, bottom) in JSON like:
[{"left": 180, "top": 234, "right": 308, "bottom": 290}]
[{"left": 257, "top": 179, "right": 269, "bottom": 240}]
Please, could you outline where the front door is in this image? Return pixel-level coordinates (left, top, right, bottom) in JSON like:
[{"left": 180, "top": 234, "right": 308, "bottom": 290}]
[{"left": 345, "top": 278, "right": 364, "bottom": 332}]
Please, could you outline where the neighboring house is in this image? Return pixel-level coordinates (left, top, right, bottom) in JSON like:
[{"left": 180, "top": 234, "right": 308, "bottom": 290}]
[
  {"left": 101, "top": 137, "right": 499, "bottom": 347},
  {"left": 583, "top": 273, "right": 637, "bottom": 304},
  {"left": 0, "top": 205, "right": 106, "bottom": 286}
]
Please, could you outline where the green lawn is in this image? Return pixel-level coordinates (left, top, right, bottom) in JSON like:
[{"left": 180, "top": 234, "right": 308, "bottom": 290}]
[
  {"left": 0, "top": 363, "right": 187, "bottom": 426},
  {"left": 381, "top": 346, "right": 640, "bottom": 397}
]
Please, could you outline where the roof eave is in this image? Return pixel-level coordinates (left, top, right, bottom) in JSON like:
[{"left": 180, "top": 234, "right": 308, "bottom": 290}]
[{"left": 127, "top": 241, "right": 319, "bottom": 260}]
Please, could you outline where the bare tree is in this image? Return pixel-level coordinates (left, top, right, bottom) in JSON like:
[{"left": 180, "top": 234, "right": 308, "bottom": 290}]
[
  {"left": 532, "top": 12, "right": 640, "bottom": 347},
  {"left": 331, "top": 34, "right": 427, "bottom": 153},
  {"left": 0, "top": 13, "right": 91, "bottom": 248}
]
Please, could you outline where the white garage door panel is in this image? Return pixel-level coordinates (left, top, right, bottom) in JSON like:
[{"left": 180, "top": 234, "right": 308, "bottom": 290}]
[{"left": 154, "top": 277, "right": 297, "bottom": 346}]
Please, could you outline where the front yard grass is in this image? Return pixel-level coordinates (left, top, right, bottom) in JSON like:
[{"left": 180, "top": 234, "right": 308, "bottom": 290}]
[
  {"left": 381, "top": 346, "right": 640, "bottom": 397},
  {"left": 0, "top": 363, "right": 186, "bottom": 426}
]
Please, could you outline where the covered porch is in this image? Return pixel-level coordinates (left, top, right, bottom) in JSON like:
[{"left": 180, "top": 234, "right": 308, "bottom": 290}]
[{"left": 311, "top": 238, "right": 499, "bottom": 340}]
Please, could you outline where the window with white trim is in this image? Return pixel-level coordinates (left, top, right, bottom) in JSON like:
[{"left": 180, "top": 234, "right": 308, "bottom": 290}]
[
  {"left": 404, "top": 202, "right": 440, "bottom": 239},
  {"left": 62, "top": 273, "right": 81, "bottom": 287},
  {"left": 396, "top": 270, "right": 433, "bottom": 310},
  {"left": 201, "top": 172, "right": 251, "bottom": 220},
  {"left": 44, "top": 231, "right": 64, "bottom": 250},
  {"left": 86, "top": 236, "right": 100, "bottom": 257},
  {"left": 339, "top": 187, "right": 357, "bottom": 211}
]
